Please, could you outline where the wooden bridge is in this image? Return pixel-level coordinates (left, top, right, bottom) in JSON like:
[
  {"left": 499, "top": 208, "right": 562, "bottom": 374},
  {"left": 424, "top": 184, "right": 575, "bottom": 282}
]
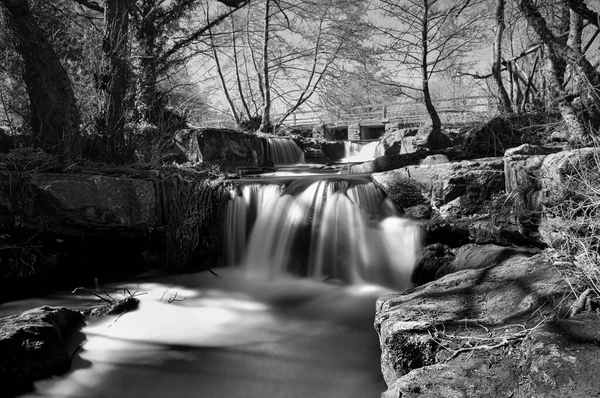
[{"left": 200, "top": 96, "right": 497, "bottom": 131}]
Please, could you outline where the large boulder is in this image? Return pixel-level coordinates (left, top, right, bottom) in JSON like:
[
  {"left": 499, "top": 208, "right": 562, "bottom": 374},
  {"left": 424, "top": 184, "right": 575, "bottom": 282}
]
[
  {"left": 380, "top": 126, "right": 452, "bottom": 156},
  {"left": 0, "top": 306, "right": 84, "bottom": 396},
  {"left": 344, "top": 151, "right": 427, "bottom": 174},
  {"left": 372, "top": 158, "right": 505, "bottom": 218},
  {"left": 321, "top": 141, "right": 346, "bottom": 160},
  {"left": 375, "top": 253, "right": 575, "bottom": 397},
  {"left": 435, "top": 243, "right": 540, "bottom": 279},
  {"left": 504, "top": 146, "right": 600, "bottom": 244},
  {"left": 199, "top": 128, "right": 264, "bottom": 168},
  {"left": 25, "top": 173, "right": 158, "bottom": 232},
  {"left": 172, "top": 128, "right": 203, "bottom": 163}
]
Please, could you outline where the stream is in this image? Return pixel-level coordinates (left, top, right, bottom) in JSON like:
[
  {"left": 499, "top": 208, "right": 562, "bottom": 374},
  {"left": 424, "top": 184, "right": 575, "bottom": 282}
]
[{"left": 3, "top": 139, "right": 416, "bottom": 397}]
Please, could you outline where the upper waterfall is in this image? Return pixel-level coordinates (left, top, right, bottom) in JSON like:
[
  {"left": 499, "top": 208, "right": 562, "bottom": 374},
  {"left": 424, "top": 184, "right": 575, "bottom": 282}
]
[
  {"left": 266, "top": 138, "right": 306, "bottom": 165},
  {"left": 341, "top": 141, "right": 384, "bottom": 163}
]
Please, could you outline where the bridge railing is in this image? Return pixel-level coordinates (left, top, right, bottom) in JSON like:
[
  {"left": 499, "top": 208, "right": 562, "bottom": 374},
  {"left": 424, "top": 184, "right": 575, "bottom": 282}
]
[
  {"left": 281, "top": 96, "right": 496, "bottom": 127},
  {"left": 198, "top": 96, "right": 497, "bottom": 128}
]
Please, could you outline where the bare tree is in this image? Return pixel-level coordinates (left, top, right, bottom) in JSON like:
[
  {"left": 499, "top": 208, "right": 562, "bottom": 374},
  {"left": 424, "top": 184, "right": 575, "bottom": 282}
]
[
  {"left": 372, "top": 0, "right": 487, "bottom": 144},
  {"left": 204, "top": 0, "right": 367, "bottom": 132}
]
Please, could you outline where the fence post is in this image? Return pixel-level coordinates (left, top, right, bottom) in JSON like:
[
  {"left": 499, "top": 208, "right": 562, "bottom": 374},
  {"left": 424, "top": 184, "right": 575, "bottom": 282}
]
[
  {"left": 293, "top": 113, "right": 296, "bottom": 126},
  {"left": 382, "top": 106, "right": 387, "bottom": 120}
]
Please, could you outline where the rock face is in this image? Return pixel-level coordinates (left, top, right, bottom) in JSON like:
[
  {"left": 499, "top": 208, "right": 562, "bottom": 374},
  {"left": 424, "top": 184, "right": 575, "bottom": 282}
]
[
  {"left": 26, "top": 173, "right": 158, "bottom": 232},
  {"left": 372, "top": 158, "right": 505, "bottom": 218},
  {"left": 380, "top": 126, "right": 452, "bottom": 156},
  {"left": 504, "top": 146, "right": 600, "bottom": 244},
  {"left": 199, "top": 129, "right": 265, "bottom": 168},
  {"left": 0, "top": 306, "right": 84, "bottom": 396},
  {"left": 344, "top": 151, "right": 426, "bottom": 174},
  {"left": 374, "top": 253, "right": 589, "bottom": 398}
]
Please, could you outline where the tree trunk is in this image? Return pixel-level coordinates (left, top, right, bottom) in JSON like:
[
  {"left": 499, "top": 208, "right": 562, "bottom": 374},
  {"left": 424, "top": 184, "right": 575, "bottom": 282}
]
[
  {"left": 258, "top": 0, "right": 271, "bottom": 134},
  {"left": 135, "top": 2, "right": 160, "bottom": 125},
  {"left": 519, "top": 0, "right": 600, "bottom": 111},
  {"left": 1, "top": 0, "right": 81, "bottom": 160},
  {"left": 565, "top": 9, "right": 583, "bottom": 92},
  {"left": 420, "top": 0, "right": 442, "bottom": 137},
  {"left": 103, "top": 0, "right": 130, "bottom": 161},
  {"left": 492, "top": 0, "right": 513, "bottom": 114},
  {"left": 545, "top": 50, "right": 586, "bottom": 143}
]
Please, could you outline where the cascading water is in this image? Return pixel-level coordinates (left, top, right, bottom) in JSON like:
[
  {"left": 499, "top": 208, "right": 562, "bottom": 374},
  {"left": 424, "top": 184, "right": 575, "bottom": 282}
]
[
  {"left": 7, "top": 138, "right": 418, "bottom": 398},
  {"left": 225, "top": 176, "right": 419, "bottom": 290},
  {"left": 266, "top": 137, "right": 306, "bottom": 165},
  {"left": 341, "top": 141, "right": 384, "bottom": 162}
]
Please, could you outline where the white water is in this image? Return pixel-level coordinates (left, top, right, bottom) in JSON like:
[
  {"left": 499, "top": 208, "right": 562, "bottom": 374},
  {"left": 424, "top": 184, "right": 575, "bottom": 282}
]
[
  {"left": 10, "top": 269, "right": 390, "bottom": 398},
  {"left": 225, "top": 178, "right": 419, "bottom": 290},
  {"left": 266, "top": 138, "right": 306, "bottom": 165},
  {"left": 341, "top": 141, "right": 384, "bottom": 163}
]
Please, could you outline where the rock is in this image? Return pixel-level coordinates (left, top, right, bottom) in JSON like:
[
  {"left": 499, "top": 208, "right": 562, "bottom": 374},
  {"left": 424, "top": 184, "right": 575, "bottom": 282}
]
[
  {"left": 421, "top": 222, "right": 471, "bottom": 247},
  {"left": 411, "top": 243, "right": 454, "bottom": 285},
  {"left": 27, "top": 173, "right": 158, "bottom": 232},
  {"left": 172, "top": 128, "right": 202, "bottom": 163},
  {"left": 199, "top": 128, "right": 264, "bottom": 168},
  {"left": 504, "top": 147, "right": 600, "bottom": 243},
  {"left": 381, "top": 314, "right": 600, "bottom": 398},
  {"left": 419, "top": 154, "right": 449, "bottom": 165},
  {"left": 403, "top": 204, "right": 432, "bottom": 220},
  {"left": 370, "top": 176, "right": 428, "bottom": 209},
  {"left": 380, "top": 126, "right": 452, "bottom": 155},
  {"left": 303, "top": 147, "right": 329, "bottom": 164},
  {"left": 345, "top": 151, "right": 427, "bottom": 174},
  {"left": 321, "top": 141, "right": 346, "bottom": 160},
  {"left": 462, "top": 116, "right": 522, "bottom": 157},
  {"left": 0, "top": 306, "right": 84, "bottom": 396},
  {"left": 372, "top": 158, "right": 505, "bottom": 217},
  {"left": 435, "top": 243, "right": 541, "bottom": 279},
  {"left": 375, "top": 254, "right": 567, "bottom": 394},
  {"left": 426, "top": 129, "right": 452, "bottom": 150}
]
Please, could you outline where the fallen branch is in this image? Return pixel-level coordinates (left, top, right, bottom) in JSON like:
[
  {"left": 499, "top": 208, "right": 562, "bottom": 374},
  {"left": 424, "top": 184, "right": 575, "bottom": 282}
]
[{"left": 430, "top": 320, "right": 545, "bottom": 363}]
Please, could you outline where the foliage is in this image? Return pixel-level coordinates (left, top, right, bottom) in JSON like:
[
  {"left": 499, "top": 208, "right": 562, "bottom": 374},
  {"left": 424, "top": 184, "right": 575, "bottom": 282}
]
[
  {"left": 164, "top": 166, "right": 229, "bottom": 268},
  {"left": 546, "top": 140, "right": 600, "bottom": 298}
]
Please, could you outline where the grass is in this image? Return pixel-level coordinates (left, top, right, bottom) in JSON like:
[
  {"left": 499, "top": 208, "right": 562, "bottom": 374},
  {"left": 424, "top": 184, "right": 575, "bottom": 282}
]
[{"left": 544, "top": 135, "right": 600, "bottom": 314}]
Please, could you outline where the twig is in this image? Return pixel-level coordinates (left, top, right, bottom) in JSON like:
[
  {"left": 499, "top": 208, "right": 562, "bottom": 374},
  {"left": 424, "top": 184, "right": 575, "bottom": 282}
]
[
  {"left": 168, "top": 291, "right": 187, "bottom": 303},
  {"left": 159, "top": 290, "right": 169, "bottom": 302},
  {"left": 72, "top": 287, "right": 114, "bottom": 304}
]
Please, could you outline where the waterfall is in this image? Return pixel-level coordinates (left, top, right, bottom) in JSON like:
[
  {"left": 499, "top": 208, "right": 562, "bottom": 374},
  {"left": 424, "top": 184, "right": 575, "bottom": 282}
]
[
  {"left": 266, "top": 138, "right": 306, "bottom": 165},
  {"left": 224, "top": 178, "right": 419, "bottom": 289},
  {"left": 341, "top": 141, "right": 384, "bottom": 162}
]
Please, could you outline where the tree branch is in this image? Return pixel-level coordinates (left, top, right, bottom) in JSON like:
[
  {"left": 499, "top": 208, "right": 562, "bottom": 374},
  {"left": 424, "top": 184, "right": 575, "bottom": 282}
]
[
  {"left": 160, "top": 0, "right": 251, "bottom": 64},
  {"left": 72, "top": 0, "right": 103, "bottom": 13}
]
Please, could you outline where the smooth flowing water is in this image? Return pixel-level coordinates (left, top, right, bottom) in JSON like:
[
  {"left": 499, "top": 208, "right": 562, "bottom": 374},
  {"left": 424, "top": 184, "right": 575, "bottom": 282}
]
[
  {"left": 5, "top": 138, "right": 419, "bottom": 398},
  {"left": 266, "top": 138, "right": 306, "bottom": 165},
  {"left": 341, "top": 141, "right": 384, "bottom": 163},
  {"left": 9, "top": 269, "right": 392, "bottom": 398}
]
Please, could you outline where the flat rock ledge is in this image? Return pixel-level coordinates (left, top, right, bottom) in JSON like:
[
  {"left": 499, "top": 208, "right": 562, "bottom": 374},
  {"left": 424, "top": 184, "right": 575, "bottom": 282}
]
[
  {"left": 375, "top": 254, "right": 600, "bottom": 398},
  {"left": 0, "top": 306, "right": 84, "bottom": 396}
]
